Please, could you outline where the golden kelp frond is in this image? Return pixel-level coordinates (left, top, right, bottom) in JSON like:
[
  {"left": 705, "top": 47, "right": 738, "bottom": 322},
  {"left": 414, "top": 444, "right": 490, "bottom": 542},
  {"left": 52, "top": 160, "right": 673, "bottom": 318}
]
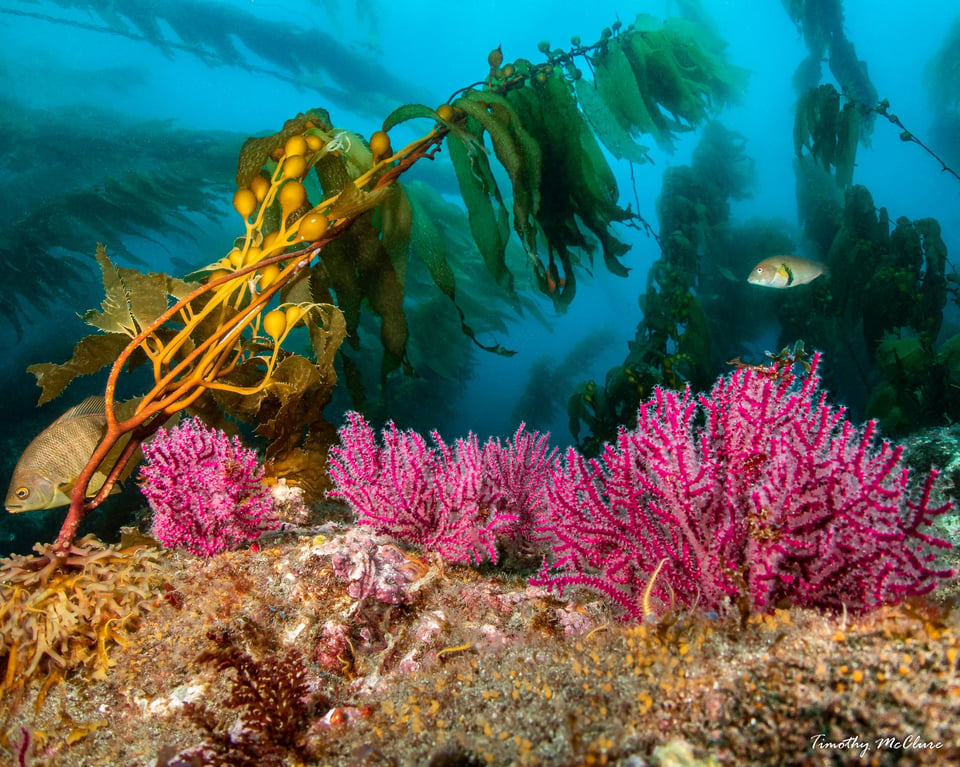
[
  {"left": 236, "top": 109, "right": 336, "bottom": 187},
  {"left": 46, "top": 118, "right": 445, "bottom": 552},
  {"left": 0, "top": 535, "right": 170, "bottom": 714},
  {"left": 83, "top": 246, "right": 198, "bottom": 338},
  {"left": 28, "top": 246, "right": 201, "bottom": 406}
]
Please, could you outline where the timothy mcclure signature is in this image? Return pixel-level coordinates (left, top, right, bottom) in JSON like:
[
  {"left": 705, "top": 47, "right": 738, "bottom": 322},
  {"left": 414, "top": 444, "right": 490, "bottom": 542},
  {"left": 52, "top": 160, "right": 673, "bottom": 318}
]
[{"left": 810, "top": 733, "right": 944, "bottom": 759}]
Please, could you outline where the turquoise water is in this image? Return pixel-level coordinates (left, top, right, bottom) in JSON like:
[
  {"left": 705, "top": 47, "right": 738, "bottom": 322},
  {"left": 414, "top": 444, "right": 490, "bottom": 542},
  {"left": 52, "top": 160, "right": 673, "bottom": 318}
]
[{"left": 1, "top": 0, "right": 958, "bottom": 553}]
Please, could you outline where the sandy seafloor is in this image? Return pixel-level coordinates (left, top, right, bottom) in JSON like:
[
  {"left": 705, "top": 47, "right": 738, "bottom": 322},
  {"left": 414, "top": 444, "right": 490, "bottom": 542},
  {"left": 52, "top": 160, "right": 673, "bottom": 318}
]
[{"left": 3, "top": 498, "right": 959, "bottom": 767}]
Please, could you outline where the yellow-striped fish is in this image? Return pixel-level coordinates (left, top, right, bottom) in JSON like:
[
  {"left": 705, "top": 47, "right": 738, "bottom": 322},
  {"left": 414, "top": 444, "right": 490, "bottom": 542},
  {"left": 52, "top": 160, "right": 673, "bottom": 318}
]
[
  {"left": 5, "top": 396, "right": 113, "bottom": 512},
  {"left": 747, "top": 256, "right": 829, "bottom": 288}
]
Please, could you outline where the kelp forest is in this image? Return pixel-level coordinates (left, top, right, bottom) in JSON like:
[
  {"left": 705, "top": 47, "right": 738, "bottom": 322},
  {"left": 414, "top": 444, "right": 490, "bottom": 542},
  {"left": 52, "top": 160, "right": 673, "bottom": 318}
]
[
  {"left": 0, "top": 0, "right": 958, "bottom": 554},
  {"left": 3, "top": 1, "right": 960, "bottom": 764}
]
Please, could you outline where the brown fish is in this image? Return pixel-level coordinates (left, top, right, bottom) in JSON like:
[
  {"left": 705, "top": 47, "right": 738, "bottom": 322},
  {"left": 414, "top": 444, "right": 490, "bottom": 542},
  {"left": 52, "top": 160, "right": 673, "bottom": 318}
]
[
  {"left": 5, "top": 396, "right": 113, "bottom": 512},
  {"left": 747, "top": 256, "right": 829, "bottom": 288}
]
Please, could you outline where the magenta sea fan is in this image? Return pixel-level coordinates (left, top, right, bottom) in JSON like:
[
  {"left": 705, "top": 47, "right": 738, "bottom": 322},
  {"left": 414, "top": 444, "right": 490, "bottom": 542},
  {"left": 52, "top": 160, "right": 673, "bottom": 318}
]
[
  {"left": 139, "top": 417, "right": 276, "bottom": 557},
  {"left": 533, "top": 354, "right": 954, "bottom": 619},
  {"left": 327, "top": 413, "right": 556, "bottom": 564}
]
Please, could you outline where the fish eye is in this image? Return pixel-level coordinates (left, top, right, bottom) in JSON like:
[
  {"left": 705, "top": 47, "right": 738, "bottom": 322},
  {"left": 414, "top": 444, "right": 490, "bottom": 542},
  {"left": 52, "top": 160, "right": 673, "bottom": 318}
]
[{"left": 15, "top": 487, "right": 30, "bottom": 499}]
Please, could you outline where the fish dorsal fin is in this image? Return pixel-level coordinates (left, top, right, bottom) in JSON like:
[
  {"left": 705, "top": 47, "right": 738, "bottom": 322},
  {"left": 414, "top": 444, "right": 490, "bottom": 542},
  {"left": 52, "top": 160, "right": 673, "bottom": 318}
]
[{"left": 52, "top": 396, "right": 107, "bottom": 425}]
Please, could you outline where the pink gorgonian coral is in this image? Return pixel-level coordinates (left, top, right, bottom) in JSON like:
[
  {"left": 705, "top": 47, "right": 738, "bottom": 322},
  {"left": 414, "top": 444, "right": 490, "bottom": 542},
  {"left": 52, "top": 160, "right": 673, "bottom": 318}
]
[
  {"left": 327, "top": 413, "right": 556, "bottom": 564},
  {"left": 532, "top": 354, "right": 954, "bottom": 619},
  {"left": 139, "top": 417, "right": 276, "bottom": 557}
]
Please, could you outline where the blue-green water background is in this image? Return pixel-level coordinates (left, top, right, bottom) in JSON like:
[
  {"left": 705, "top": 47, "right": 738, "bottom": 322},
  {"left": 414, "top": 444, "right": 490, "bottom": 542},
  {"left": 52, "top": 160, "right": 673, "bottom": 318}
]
[{"left": 1, "top": 0, "right": 957, "bottom": 553}]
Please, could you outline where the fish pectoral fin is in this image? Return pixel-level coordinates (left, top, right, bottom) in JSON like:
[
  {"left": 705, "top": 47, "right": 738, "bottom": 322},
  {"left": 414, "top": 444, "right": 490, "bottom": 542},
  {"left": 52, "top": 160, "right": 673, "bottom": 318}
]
[
  {"left": 50, "top": 484, "right": 76, "bottom": 508},
  {"left": 779, "top": 263, "right": 795, "bottom": 286},
  {"left": 58, "top": 478, "right": 77, "bottom": 495},
  {"left": 87, "top": 471, "right": 122, "bottom": 497},
  {"left": 53, "top": 473, "right": 117, "bottom": 501}
]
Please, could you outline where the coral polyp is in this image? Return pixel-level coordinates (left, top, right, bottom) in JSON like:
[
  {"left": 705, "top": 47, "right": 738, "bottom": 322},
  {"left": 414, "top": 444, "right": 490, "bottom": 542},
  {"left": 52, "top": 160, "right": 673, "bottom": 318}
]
[{"left": 140, "top": 418, "right": 277, "bottom": 558}]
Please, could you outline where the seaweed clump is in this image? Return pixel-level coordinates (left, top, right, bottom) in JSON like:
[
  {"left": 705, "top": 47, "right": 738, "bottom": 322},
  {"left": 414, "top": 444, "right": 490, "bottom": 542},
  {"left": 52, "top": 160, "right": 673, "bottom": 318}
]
[
  {"left": 0, "top": 535, "right": 170, "bottom": 714},
  {"left": 165, "top": 643, "right": 330, "bottom": 767}
]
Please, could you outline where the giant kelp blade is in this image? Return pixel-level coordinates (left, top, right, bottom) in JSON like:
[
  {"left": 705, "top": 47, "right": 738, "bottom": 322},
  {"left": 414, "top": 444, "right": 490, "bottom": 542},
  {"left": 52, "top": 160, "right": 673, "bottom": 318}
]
[
  {"left": 589, "top": 14, "right": 748, "bottom": 153},
  {"left": 623, "top": 33, "right": 682, "bottom": 141},
  {"left": 503, "top": 76, "right": 601, "bottom": 302},
  {"left": 312, "top": 237, "right": 363, "bottom": 349},
  {"left": 446, "top": 132, "right": 513, "bottom": 292},
  {"left": 540, "top": 74, "right": 633, "bottom": 278},
  {"left": 453, "top": 91, "right": 543, "bottom": 261},
  {"left": 13, "top": 2, "right": 426, "bottom": 117},
  {"left": 343, "top": 214, "right": 410, "bottom": 378},
  {"left": 794, "top": 84, "right": 859, "bottom": 187},
  {"left": 236, "top": 110, "right": 332, "bottom": 187},
  {"left": 835, "top": 102, "right": 861, "bottom": 188},
  {"left": 382, "top": 103, "right": 442, "bottom": 131},
  {"left": 379, "top": 185, "right": 414, "bottom": 269},
  {"left": 409, "top": 192, "right": 458, "bottom": 301},
  {"left": 811, "top": 85, "right": 839, "bottom": 171},
  {"left": 595, "top": 36, "right": 664, "bottom": 147},
  {"left": 408, "top": 189, "right": 515, "bottom": 356},
  {"left": 83, "top": 245, "right": 137, "bottom": 336},
  {"left": 0, "top": 101, "right": 238, "bottom": 335},
  {"left": 28, "top": 333, "right": 131, "bottom": 406},
  {"left": 381, "top": 103, "right": 483, "bottom": 153},
  {"left": 575, "top": 77, "right": 653, "bottom": 165},
  {"left": 82, "top": 245, "right": 199, "bottom": 337}
]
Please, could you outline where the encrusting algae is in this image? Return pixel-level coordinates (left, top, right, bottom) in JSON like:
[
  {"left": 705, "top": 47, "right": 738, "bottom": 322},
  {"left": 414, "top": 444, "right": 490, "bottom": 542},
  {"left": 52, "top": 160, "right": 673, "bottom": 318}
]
[
  {"left": 2, "top": 525, "right": 958, "bottom": 765},
  {"left": 0, "top": 535, "right": 170, "bottom": 719}
]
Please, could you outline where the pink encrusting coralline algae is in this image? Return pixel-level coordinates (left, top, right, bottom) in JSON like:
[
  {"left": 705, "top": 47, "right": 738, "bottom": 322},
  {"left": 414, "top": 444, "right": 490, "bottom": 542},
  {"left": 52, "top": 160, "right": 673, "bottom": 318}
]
[
  {"left": 532, "top": 353, "right": 955, "bottom": 619},
  {"left": 139, "top": 417, "right": 277, "bottom": 557},
  {"left": 327, "top": 413, "right": 556, "bottom": 564}
]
